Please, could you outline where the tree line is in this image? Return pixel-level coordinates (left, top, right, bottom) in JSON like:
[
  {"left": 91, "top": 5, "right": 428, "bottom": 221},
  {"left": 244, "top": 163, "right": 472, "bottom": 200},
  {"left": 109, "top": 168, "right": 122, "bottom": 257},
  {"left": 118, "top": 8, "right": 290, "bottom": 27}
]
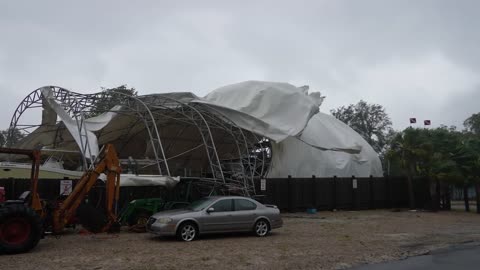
[{"left": 331, "top": 100, "right": 480, "bottom": 209}]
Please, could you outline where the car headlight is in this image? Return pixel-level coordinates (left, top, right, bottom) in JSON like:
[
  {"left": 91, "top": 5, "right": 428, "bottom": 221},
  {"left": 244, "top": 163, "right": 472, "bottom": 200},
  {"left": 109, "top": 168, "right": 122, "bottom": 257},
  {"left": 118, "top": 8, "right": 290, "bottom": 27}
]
[{"left": 156, "top": 217, "right": 173, "bottom": 224}]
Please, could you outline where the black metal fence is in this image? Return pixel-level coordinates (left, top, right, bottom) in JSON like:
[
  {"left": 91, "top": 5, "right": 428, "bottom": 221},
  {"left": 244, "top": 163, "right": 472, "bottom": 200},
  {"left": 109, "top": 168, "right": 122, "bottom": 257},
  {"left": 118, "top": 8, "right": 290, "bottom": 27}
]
[
  {"left": 0, "top": 178, "right": 166, "bottom": 211},
  {"left": 255, "top": 176, "right": 435, "bottom": 212},
  {"left": 1, "top": 176, "right": 440, "bottom": 213}
]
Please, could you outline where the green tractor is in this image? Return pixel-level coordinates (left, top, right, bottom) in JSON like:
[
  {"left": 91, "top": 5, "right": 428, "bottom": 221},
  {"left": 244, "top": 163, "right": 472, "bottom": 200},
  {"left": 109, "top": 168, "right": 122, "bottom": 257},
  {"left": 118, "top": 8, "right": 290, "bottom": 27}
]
[
  {"left": 118, "top": 178, "right": 233, "bottom": 231},
  {"left": 118, "top": 179, "right": 197, "bottom": 230},
  {"left": 119, "top": 198, "right": 189, "bottom": 228}
]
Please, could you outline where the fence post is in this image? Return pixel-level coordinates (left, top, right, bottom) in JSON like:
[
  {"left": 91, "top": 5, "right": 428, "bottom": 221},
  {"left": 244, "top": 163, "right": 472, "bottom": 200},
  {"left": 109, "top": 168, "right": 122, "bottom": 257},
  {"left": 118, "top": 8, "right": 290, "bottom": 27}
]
[
  {"left": 445, "top": 185, "right": 451, "bottom": 210},
  {"left": 332, "top": 176, "right": 337, "bottom": 211},
  {"left": 464, "top": 184, "right": 470, "bottom": 212},
  {"left": 351, "top": 175, "right": 356, "bottom": 210},
  {"left": 385, "top": 176, "right": 390, "bottom": 209},
  {"left": 476, "top": 183, "right": 480, "bottom": 214},
  {"left": 434, "top": 178, "right": 441, "bottom": 211},
  {"left": 312, "top": 175, "right": 317, "bottom": 209},
  {"left": 288, "top": 175, "right": 294, "bottom": 212},
  {"left": 12, "top": 178, "right": 16, "bottom": 199},
  {"left": 369, "top": 175, "right": 375, "bottom": 209}
]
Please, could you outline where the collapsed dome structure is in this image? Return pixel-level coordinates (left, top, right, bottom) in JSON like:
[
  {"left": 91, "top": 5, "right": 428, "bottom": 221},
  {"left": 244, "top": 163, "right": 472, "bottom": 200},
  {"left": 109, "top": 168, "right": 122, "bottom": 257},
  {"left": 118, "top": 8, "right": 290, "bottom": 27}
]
[{"left": 4, "top": 81, "right": 383, "bottom": 196}]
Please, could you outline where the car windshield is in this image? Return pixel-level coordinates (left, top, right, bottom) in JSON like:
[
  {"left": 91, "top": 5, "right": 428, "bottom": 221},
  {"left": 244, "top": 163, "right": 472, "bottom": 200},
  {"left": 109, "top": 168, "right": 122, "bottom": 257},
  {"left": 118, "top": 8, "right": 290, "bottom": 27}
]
[{"left": 187, "top": 197, "right": 215, "bottom": 211}]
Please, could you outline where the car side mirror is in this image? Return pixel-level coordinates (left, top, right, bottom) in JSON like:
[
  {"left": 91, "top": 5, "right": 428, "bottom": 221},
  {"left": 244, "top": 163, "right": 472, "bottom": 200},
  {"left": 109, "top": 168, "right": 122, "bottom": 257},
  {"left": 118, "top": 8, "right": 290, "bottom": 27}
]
[{"left": 207, "top": 207, "right": 215, "bottom": 213}]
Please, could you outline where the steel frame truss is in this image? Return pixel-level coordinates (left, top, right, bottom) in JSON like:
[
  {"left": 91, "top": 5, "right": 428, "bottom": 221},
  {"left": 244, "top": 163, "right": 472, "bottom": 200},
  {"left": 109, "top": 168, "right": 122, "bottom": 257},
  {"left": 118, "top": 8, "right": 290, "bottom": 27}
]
[{"left": 8, "top": 86, "right": 270, "bottom": 195}]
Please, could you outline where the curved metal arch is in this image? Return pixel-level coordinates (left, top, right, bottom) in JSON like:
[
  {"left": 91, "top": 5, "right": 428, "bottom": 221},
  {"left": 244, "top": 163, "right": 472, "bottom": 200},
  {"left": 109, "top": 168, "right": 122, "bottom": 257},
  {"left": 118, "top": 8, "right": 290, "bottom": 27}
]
[
  {"left": 188, "top": 103, "right": 258, "bottom": 194},
  {"left": 199, "top": 104, "right": 271, "bottom": 192},
  {"left": 8, "top": 86, "right": 269, "bottom": 195},
  {"left": 103, "top": 92, "right": 171, "bottom": 176},
  {"left": 133, "top": 94, "right": 226, "bottom": 182},
  {"left": 8, "top": 86, "right": 171, "bottom": 176}
]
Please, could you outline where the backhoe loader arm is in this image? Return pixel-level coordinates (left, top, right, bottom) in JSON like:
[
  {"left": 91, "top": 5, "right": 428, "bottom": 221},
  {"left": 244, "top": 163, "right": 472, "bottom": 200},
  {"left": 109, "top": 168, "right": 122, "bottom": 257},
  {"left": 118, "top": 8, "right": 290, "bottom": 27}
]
[{"left": 52, "top": 144, "right": 121, "bottom": 233}]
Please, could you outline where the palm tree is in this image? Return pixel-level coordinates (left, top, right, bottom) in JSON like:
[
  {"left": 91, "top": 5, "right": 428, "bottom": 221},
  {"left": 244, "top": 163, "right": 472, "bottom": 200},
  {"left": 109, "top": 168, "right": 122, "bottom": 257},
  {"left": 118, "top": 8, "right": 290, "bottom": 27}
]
[
  {"left": 451, "top": 135, "right": 480, "bottom": 212},
  {"left": 388, "top": 128, "right": 431, "bottom": 209}
]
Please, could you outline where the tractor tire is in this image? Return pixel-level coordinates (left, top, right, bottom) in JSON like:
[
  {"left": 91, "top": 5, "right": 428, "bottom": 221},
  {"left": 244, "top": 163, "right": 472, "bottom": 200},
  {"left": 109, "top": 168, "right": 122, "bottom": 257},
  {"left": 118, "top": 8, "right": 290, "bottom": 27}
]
[
  {"left": 127, "top": 210, "right": 151, "bottom": 233},
  {"left": 0, "top": 204, "right": 42, "bottom": 254},
  {"left": 127, "top": 210, "right": 151, "bottom": 227}
]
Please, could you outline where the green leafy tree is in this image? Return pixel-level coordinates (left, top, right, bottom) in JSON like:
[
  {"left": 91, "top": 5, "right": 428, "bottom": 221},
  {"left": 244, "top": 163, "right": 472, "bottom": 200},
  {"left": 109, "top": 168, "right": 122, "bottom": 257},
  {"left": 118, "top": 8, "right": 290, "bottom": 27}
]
[
  {"left": 0, "top": 132, "right": 4, "bottom": 147},
  {"left": 388, "top": 126, "right": 480, "bottom": 210},
  {"left": 451, "top": 134, "right": 480, "bottom": 211},
  {"left": 464, "top": 113, "right": 480, "bottom": 135},
  {"left": 89, "top": 85, "right": 137, "bottom": 117},
  {"left": 388, "top": 128, "right": 431, "bottom": 209},
  {"left": 331, "top": 100, "right": 393, "bottom": 153},
  {"left": 1, "top": 128, "right": 25, "bottom": 147}
]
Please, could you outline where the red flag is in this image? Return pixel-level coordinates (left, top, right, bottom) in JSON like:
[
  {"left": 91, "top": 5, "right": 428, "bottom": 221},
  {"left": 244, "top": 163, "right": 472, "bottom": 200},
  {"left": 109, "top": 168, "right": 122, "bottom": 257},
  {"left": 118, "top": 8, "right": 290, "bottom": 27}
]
[
  {"left": 409, "top": 118, "right": 416, "bottom": 124},
  {"left": 424, "top": 120, "right": 431, "bottom": 125}
]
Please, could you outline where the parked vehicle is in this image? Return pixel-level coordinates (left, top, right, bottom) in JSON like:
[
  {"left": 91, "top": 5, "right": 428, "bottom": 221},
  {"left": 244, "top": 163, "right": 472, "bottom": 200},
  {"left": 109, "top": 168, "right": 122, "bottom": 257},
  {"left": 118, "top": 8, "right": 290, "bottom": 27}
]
[
  {"left": 147, "top": 196, "right": 282, "bottom": 241},
  {"left": 119, "top": 198, "right": 189, "bottom": 226}
]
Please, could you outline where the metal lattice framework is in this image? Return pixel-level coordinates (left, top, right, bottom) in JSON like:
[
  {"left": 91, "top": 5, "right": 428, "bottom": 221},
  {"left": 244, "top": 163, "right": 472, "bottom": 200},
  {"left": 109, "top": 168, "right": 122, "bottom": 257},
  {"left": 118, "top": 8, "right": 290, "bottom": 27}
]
[{"left": 8, "top": 86, "right": 271, "bottom": 196}]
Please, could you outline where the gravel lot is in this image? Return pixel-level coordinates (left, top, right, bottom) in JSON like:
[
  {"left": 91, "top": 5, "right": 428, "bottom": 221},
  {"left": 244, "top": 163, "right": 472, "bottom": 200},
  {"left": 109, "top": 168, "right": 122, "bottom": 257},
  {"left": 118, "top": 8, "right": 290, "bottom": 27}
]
[{"left": 2, "top": 210, "right": 480, "bottom": 270}]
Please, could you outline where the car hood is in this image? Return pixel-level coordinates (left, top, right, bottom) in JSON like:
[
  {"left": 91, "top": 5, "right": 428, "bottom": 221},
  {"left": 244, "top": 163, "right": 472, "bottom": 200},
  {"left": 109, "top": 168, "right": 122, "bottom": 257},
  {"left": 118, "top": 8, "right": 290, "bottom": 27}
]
[{"left": 151, "top": 209, "right": 197, "bottom": 218}]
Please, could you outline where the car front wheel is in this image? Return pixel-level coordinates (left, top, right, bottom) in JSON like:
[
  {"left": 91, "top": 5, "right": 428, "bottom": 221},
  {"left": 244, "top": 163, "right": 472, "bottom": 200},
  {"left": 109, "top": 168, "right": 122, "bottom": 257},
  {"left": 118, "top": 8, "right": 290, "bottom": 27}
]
[
  {"left": 177, "top": 222, "right": 197, "bottom": 242},
  {"left": 254, "top": 219, "right": 269, "bottom": 237}
]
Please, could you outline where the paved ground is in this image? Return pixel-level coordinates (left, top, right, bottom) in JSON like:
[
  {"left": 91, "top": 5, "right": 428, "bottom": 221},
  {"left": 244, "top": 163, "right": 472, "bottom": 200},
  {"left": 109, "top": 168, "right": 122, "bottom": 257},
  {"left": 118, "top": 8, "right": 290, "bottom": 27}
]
[
  {"left": 1, "top": 210, "right": 480, "bottom": 269},
  {"left": 353, "top": 244, "right": 480, "bottom": 270}
]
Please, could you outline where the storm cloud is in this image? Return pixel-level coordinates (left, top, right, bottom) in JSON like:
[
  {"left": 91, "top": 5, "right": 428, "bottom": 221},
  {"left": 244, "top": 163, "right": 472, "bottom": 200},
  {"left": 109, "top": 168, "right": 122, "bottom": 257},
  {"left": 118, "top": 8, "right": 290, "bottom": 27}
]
[{"left": 1, "top": 0, "right": 479, "bottom": 130}]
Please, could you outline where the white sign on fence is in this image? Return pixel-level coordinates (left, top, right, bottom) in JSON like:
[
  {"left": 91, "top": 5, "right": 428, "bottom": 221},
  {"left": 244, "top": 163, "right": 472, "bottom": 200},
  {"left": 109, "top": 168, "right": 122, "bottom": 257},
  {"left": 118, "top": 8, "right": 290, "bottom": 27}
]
[
  {"left": 352, "top": 179, "right": 358, "bottom": 189},
  {"left": 60, "top": 180, "right": 73, "bottom": 195},
  {"left": 260, "top": 179, "right": 266, "bottom": 191}
]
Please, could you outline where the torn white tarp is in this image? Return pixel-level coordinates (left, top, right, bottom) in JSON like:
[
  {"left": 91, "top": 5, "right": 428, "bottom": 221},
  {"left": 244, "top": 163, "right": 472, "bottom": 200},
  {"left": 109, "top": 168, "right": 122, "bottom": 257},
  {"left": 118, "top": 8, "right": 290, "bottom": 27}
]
[
  {"left": 98, "top": 174, "right": 180, "bottom": 188},
  {"left": 193, "top": 81, "right": 323, "bottom": 142},
  {"left": 268, "top": 112, "right": 383, "bottom": 178},
  {"left": 40, "top": 87, "right": 121, "bottom": 160},
  {"left": 299, "top": 113, "right": 366, "bottom": 154}
]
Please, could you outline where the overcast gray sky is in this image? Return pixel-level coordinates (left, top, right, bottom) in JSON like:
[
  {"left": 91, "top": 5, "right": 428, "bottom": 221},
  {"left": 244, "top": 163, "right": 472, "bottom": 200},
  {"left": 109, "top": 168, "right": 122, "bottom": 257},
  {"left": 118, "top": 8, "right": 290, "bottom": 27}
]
[{"left": 1, "top": 0, "right": 479, "bottom": 131}]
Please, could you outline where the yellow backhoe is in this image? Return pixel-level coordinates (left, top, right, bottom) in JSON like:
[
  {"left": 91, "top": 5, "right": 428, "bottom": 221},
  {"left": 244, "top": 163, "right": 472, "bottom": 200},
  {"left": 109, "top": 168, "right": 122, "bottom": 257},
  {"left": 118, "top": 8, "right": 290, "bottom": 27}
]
[{"left": 0, "top": 144, "right": 121, "bottom": 254}]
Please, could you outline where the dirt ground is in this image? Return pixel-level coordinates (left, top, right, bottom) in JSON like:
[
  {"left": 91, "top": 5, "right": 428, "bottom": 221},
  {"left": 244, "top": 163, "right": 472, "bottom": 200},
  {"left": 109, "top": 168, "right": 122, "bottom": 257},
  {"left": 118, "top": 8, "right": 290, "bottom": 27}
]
[{"left": 2, "top": 210, "right": 480, "bottom": 270}]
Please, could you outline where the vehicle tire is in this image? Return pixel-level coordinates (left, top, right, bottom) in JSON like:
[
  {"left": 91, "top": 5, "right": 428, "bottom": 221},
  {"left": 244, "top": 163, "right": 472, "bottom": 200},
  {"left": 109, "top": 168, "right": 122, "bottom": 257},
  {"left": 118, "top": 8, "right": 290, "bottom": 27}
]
[
  {"left": 176, "top": 222, "right": 197, "bottom": 242},
  {"left": 128, "top": 210, "right": 151, "bottom": 227},
  {"left": 0, "top": 204, "right": 42, "bottom": 254},
  {"left": 127, "top": 210, "right": 151, "bottom": 233},
  {"left": 253, "top": 219, "right": 270, "bottom": 237}
]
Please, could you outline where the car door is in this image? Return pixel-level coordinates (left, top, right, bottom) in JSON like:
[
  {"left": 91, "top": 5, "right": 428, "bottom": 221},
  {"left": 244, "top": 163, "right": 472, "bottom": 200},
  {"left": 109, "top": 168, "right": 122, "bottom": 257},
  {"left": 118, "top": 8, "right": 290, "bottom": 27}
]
[
  {"left": 231, "top": 198, "right": 258, "bottom": 231},
  {"left": 201, "top": 198, "right": 234, "bottom": 233}
]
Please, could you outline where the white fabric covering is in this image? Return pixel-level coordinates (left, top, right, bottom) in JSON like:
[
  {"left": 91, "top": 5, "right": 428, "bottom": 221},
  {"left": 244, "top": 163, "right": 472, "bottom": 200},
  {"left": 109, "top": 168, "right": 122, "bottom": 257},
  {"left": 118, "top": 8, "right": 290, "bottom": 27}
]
[
  {"left": 196, "top": 81, "right": 383, "bottom": 177},
  {"left": 194, "top": 81, "right": 323, "bottom": 142},
  {"left": 33, "top": 81, "right": 382, "bottom": 179},
  {"left": 268, "top": 113, "right": 383, "bottom": 177},
  {"left": 40, "top": 87, "right": 121, "bottom": 160},
  {"left": 98, "top": 174, "right": 180, "bottom": 187}
]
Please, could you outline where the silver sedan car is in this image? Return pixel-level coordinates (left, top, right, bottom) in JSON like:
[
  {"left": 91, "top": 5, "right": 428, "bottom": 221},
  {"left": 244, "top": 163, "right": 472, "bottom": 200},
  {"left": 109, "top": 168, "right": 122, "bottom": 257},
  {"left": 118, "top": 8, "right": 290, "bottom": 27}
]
[{"left": 147, "top": 196, "right": 283, "bottom": 241}]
